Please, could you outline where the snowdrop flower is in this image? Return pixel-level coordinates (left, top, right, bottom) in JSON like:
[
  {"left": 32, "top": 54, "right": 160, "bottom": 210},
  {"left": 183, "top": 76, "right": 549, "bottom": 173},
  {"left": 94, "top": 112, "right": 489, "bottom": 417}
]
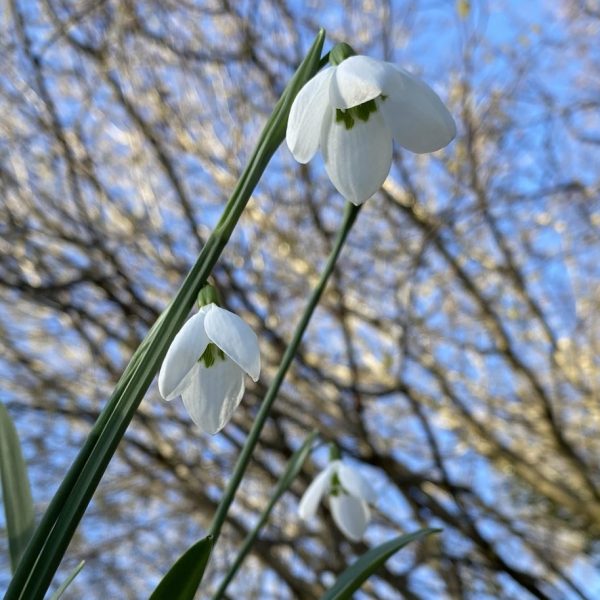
[
  {"left": 158, "top": 293, "right": 260, "bottom": 434},
  {"left": 298, "top": 459, "right": 376, "bottom": 541},
  {"left": 286, "top": 44, "right": 456, "bottom": 205}
]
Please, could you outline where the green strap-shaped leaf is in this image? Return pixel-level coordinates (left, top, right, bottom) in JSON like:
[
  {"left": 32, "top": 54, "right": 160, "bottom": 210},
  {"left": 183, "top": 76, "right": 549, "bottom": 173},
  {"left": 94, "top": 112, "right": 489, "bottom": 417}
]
[
  {"left": 149, "top": 535, "right": 213, "bottom": 600},
  {"left": 270, "top": 430, "right": 318, "bottom": 503},
  {"left": 320, "top": 528, "right": 441, "bottom": 600},
  {"left": 212, "top": 431, "right": 318, "bottom": 599},
  {"left": 0, "top": 403, "right": 35, "bottom": 573},
  {"left": 49, "top": 560, "right": 85, "bottom": 600},
  {"left": 5, "top": 28, "right": 326, "bottom": 600}
]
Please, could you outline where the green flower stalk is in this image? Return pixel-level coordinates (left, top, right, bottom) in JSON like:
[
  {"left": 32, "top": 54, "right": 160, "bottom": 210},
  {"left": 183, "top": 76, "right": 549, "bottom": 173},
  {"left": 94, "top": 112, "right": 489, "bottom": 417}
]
[{"left": 208, "top": 201, "right": 361, "bottom": 544}]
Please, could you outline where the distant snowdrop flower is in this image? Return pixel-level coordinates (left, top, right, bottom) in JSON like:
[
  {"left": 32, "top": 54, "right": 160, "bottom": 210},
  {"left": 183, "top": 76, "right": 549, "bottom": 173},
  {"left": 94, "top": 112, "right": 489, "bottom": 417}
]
[
  {"left": 286, "top": 44, "right": 456, "bottom": 205},
  {"left": 298, "top": 459, "right": 376, "bottom": 541},
  {"left": 158, "top": 295, "right": 260, "bottom": 434}
]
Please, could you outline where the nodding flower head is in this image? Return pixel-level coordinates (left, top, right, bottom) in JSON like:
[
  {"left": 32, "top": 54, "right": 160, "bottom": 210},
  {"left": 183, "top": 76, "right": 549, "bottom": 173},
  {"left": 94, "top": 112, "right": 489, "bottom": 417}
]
[
  {"left": 298, "top": 459, "right": 376, "bottom": 541},
  {"left": 158, "top": 299, "right": 260, "bottom": 434},
  {"left": 286, "top": 50, "right": 456, "bottom": 205}
]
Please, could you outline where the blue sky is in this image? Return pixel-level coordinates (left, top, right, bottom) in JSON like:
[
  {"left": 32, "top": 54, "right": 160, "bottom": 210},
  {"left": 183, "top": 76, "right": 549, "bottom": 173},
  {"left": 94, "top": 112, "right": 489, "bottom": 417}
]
[{"left": 2, "top": 1, "right": 600, "bottom": 598}]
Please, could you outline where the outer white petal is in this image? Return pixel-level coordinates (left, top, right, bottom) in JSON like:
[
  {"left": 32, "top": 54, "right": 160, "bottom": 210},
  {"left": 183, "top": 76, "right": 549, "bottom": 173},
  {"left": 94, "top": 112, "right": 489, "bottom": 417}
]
[
  {"left": 337, "top": 463, "right": 377, "bottom": 504},
  {"left": 378, "top": 64, "right": 456, "bottom": 153},
  {"left": 321, "top": 105, "right": 393, "bottom": 205},
  {"left": 329, "top": 55, "right": 387, "bottom": 109},
  {"left": 286, "top": 67, "right": 335, "bottom": 163},
  {"left": 158, "top": 312, "right": 210, "bottom": 401},
  {"left": 204, "top": 305, "right": 260, "bottom": 381},
  {"left": 298, "top": 462, "right": 337, "bottom": 521},
  {"left": 329, "top": 495, "right": 371, "bottom": 541},
  {"left": 180, "top": 358, "right": 245, "bottom": 434},
  {"left": 166, "top": 361, "right": 203, "bottom": 404}
]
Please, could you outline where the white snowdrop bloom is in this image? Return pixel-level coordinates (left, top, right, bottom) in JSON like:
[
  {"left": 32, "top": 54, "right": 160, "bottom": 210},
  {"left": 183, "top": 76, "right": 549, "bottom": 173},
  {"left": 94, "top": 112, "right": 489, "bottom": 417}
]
[
  {"left": 158, "top": 303, "right": 260, "bottom": 434},
  {"left": 298, "top": 459, "right": 376, "bottom": 541},
  {"left": 286, "top": 53, "right": 456, "bottom": 205}
]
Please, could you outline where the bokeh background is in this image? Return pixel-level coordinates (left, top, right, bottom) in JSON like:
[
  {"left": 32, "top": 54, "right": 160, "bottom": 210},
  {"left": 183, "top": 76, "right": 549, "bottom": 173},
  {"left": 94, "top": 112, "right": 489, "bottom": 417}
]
[{"left": 2, "top": 0, "right": 600, "bottom": 598}]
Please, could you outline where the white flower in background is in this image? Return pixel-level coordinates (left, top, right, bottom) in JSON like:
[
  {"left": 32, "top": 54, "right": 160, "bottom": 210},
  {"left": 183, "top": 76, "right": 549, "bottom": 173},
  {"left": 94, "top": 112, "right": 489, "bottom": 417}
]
[
  {"left": 298, "top": 459, "right": 376, "bottom": 541},
  {"left": 158, "top": 302, "right": 260, "bottom": 434},
  {"left": 286, "top": 48, "right": 456, "bottom": 205}
]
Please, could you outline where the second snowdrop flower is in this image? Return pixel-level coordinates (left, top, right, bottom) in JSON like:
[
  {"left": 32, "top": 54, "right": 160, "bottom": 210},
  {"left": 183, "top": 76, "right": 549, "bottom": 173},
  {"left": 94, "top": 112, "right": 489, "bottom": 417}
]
[
  {"left": 298, "top": 458, "right": 376, "bottom": 541},
  {"left": 286, "top": 43, "right": 456, "bottom": 205},
  {"left": 158, "top": 286, "right": 260, "bottom": 434}
]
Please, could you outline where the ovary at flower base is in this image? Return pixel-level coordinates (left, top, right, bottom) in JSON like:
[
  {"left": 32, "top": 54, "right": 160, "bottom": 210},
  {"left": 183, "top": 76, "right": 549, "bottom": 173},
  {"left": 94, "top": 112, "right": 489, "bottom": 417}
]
[
  {"left": 158, "top": 287, "right": 260, "bottom": 434},
  {"left": 286, "top": 44, "right": 456, "bottom": 205},
  {"left": 298, "top": 457, "right": 377, "bottom": 541}
]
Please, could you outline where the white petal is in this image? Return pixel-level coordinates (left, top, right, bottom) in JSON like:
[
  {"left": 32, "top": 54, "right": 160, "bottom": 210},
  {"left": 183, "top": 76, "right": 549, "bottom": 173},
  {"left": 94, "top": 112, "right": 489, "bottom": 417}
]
[
  {"left": 329, "top": 495, "right": 371, "bottom": 541},
  {"left": 204, "top": 305, "right": 260, "bottom": 381},
  {"left": 321, "top": 105, "right": 393, "bottom": 205},
  {"left": 298, "top": 462, "right": 337, "bottom": 521},
  {"left": 379, "top": 65, "right": 456, "bottom": 153},
  {"left": 286, "top": 67, "right": 335, "bottom": 163},
  {"left": 329, "top": 55, "right": 387, "bottom": 109},
  {"left": 158, "top": 312, "right": 210, "bottom": 400},
  {"left": 337, "top": 463, "right": 377, "bottom": 504},
  {"left": 167, "top": 361, "right": 203, "bottom": 403},
  {"left": 181, "top": 358, "right": 245, "bottom": 434}
]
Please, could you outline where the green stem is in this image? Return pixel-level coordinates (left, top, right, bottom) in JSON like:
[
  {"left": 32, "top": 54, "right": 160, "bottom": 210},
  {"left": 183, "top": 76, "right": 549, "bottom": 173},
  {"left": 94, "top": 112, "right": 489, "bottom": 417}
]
[
  {"left": 208, "top": 201, "right": 361, "bottom": 544},
  {"left": 5, "top": 29, "right": 326, "bottom": 600},
  {"left": 211, "top": 431, "right": 317, "bottom": 600}
]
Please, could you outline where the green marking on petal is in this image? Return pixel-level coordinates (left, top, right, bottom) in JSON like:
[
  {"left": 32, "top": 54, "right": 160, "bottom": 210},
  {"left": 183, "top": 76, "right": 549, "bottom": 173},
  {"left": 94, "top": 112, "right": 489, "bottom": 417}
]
[
  {"left": 335, "top": 97, "right": 382, "bottom": 129},
  {"left": 199, "top": 343, "right": 225, "bottom": 368},
  {"left": 329, "top": 471, "right": 348, "bottom": 497},
  {"left": 355, "top": 99, "right": 377, "bottom": 122},
  {"left": 335, "top": 108, "right": 355, "bottom": 130}
]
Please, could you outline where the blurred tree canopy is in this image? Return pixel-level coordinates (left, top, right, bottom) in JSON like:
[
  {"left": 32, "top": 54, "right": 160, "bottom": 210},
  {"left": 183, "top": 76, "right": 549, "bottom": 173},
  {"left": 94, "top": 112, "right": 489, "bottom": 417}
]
[{"left": 1, "top": 0, "right": 600, "bottom": 598}]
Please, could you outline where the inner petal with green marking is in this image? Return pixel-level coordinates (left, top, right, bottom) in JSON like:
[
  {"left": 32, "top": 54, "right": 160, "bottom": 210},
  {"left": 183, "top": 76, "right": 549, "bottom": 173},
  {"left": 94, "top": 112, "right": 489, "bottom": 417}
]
[
  {"left": 335, "top": 95, "right": 387, "bottom": 130},
  {"left": 199, "top": 343, "right": 225, "bottom": 368},
  {"left": 329, "top": 471, "right": 347, "bottom": 497}
]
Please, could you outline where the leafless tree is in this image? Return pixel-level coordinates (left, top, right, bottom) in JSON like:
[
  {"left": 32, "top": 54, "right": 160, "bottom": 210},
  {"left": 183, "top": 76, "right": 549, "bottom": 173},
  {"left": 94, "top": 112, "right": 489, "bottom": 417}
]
[{"left": 1, "top": 1, "right": 600, "bottom": 598}]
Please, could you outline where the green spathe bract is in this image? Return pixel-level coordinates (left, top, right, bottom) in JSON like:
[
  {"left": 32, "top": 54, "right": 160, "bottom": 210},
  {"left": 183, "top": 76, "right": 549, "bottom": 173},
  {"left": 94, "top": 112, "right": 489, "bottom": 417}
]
[
  {"left": 329, "top": 42, "right": 356, "bottom": 66},
  {"left": 197, "top": 283, "right": 221, "bottom": 308}
]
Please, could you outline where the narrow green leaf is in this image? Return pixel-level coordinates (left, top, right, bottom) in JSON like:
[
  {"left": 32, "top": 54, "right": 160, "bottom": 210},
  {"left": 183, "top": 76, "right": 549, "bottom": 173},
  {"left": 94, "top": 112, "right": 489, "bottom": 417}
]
[
  {"left": 150, "top": 535, "right": 213, "bottom": 600},
  {"left": 321, "top": 528, "right": 441, "bottom": 600},
  {"left": 270, "top": 430, "right": 318, "bottom": 504},
  {"left": 5, "top": 28, "right": 326, "bottom": 600},
  {"left": 212, "top": 431, "right": 318, "bottom": 599},
  {"left": 49, "top": 561, "right": 85, "bottom": 600},
  {"left": 0, "top": 403, "right": 35, "bottom": 573}
]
